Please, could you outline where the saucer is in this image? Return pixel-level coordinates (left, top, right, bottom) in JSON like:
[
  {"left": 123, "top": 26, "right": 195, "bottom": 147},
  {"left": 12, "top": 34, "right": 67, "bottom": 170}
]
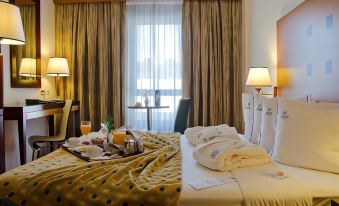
[
  {"left": 63, "top": 143, "right": 79, "bottom": 148},
  {"left": 63, "top": 143, "right": 70, "bottom": 147}
]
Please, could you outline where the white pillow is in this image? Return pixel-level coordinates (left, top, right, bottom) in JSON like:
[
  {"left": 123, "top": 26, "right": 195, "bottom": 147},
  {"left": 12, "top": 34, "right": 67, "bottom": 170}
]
[
  {"left": 251, "top": 94, "right": 263, "bottom": 144},
  {"left": 272, "top": 98, "right": 339, "bottom": 174},
  {"left": 242, "top": 93, "right": 253, "bottom": 141},
  {"left": 259, "top": 96, "right": 277, "bottom": 153},
  {"left": 260, "top": 96, "right": 310, "bottom": 154}
]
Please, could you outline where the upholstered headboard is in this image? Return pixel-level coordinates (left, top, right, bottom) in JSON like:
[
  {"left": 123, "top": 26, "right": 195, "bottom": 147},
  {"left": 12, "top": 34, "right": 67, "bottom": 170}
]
[{"left": 277, "top": 0, "right": 339, "bottom": 102}]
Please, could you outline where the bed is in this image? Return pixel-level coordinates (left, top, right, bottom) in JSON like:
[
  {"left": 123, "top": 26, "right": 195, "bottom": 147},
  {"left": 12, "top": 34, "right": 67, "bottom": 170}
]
[
  {"left": 1, "top": 133, "right": 339, "bottom": 206},
  {"left": 180, "top": 135, "right": 339, "bottom": 206}
]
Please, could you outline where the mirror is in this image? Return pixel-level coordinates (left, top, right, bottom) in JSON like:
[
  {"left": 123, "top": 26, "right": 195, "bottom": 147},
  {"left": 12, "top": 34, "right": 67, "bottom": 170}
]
[{"left": 10, "top": 0, "right": 40, "bottom": 88}]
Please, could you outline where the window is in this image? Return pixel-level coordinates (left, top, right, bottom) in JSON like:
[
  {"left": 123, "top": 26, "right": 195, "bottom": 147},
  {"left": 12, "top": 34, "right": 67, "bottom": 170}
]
[{"left": 126, "top": 3, "right": 182, "bottom": 131}]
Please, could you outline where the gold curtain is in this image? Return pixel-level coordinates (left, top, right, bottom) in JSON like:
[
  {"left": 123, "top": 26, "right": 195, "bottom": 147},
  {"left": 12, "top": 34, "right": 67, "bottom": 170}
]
[
  {"left": 55, "top": 2, "right": 125, "bottom": 130},
  {"left": 182, "top": 0, "right": 243, "bottom": 131}
]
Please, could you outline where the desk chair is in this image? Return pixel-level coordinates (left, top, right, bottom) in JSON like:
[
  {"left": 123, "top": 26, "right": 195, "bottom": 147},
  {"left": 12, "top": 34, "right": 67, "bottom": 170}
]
[
  {"left": 28, "top": 100, "right": 73, "bottom": 160},
  {"left": 174, "top": 98, "right": 191, "bottom": 134}
]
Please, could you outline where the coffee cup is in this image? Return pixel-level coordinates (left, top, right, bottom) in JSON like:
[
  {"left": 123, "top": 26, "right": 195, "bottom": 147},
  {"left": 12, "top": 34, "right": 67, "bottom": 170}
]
[{"left": 68, "top": 137, "right": 80, "bottom": 148}]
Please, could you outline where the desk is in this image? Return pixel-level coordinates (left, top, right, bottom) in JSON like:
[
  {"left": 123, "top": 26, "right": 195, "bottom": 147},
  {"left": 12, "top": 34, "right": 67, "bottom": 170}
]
[
  {"left": 0, "top": 109, "right": 3, "bottom": 173},
  {"left": 0, "top": 101, "right": 80, "bottom": 173},
  {"left": 127, "top": 106, "right": 169, "bottom": 131}
]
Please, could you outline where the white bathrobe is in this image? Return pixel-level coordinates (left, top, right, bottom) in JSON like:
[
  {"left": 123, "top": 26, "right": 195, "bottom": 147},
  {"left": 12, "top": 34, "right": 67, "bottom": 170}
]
[
  {"left": 184, "top": 124, "right": 239, "bottom": 146},
  {"left": 193, "top": 139, "right": 271, "bottom": 171}
]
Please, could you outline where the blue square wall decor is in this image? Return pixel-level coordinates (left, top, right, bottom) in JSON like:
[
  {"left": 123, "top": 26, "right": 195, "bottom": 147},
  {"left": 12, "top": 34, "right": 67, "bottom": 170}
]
[
  {"left": 326, "top": 15, "right": 334, "bottom": 29},
  {"left": 307, "top": 64, "right": 312, "bottom": 77},
  {"left": 325, "top": 60, "right": 333, "bottom": 74},
  {"left": 307, "top": 25, "right": 313, "bottom": 37}
]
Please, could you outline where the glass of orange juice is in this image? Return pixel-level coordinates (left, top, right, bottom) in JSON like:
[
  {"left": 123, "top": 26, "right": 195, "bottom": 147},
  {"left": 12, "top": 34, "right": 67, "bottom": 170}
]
[
  {"left": 80, "top": 121, "right": 91, "bottom": 138},
  {"left": 112, "top": 132, "right": 129, "bottom": 145}
]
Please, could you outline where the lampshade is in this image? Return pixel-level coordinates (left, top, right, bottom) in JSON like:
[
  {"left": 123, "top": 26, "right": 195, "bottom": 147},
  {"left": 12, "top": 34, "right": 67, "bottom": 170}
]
[
  {"left": 0, "top": 1, "right": 25, "bottom": 45},
  {"left": 246, "top": 67, "right": 272, "bottom": 87},
  {"left": 19, "top": 58, "right": 36, "bottom": 77},
  {"left": 46, "top": 57, "right": 70, "bottom": 77}
]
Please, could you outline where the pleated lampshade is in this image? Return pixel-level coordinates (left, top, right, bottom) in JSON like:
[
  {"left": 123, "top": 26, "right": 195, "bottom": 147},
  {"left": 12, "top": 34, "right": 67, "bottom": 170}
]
[
  {"left": 19, "top": 58, "right": 36, "bottom": 77},
  {"left": 0, "top": 1, "right": 25, "bottom": 45},
  {"left": 46, "top": 58, "right": 70, "bottom": 77}
]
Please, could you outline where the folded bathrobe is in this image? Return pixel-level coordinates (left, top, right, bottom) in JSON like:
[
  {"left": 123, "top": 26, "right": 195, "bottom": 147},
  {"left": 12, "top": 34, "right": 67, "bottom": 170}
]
[
  {"left": 184, "top": 124, "right": 239, "bottom": 146},
  {"left": 193, "top": 139, "right": 271, "bottom": 171}
]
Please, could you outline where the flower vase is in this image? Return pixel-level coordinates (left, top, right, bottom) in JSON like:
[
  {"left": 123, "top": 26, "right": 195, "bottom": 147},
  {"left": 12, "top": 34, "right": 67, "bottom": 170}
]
[
  {"left": 107, "top": 132, "right": 112, "bottom": 144},
  {"left": 144, "top": 97, "right": 149, "bottom": 107}
]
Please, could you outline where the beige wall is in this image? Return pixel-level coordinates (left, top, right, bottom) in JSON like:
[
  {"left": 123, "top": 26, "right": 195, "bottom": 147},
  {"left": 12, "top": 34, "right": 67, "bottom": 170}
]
[
  {"left": 1, "top": 0, "right": 56, "bottom": 170},
  {"left": 244, "top": 0, "right": 305, "bottom": 93}
]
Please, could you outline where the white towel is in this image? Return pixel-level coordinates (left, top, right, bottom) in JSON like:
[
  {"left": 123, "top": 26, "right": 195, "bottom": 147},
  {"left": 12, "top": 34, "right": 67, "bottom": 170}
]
[
  {"left": 193, "top": 139, "right": 271, "bottom": 171},
  {"left": 184, "top": 124, "right": 239, "bottom": 146}
]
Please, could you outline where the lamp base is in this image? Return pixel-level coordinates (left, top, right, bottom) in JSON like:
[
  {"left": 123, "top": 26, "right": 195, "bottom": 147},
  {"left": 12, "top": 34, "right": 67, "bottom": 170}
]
[
  {"left": 55, "top": 76, "right": 60, "bottom": 98},
  {"left": 0, "top": 54, "right": 3, "bottom": 108},
  {"left": 255, "top": 87, "right": 262, "bottom": 94}
]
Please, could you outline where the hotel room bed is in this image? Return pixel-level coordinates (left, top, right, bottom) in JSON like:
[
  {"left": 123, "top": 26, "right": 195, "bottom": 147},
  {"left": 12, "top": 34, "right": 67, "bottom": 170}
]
[
  {"left": 179, "top": 135, "right": 339, "bottom": 206},
  {"left": 1, "top": 133, "right": 339, "bottom": 206}
]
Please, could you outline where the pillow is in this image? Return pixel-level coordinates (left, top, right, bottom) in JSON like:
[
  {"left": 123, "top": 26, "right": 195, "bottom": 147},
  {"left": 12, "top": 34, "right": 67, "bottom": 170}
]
[
  {"left": 242, "top": 93, "right": 253, "bottom": 141},
  {"left": 251, "top": 94, "right": 263, "bottom": 144},
  {"left": 259, "top": 96, "right": 310, "bottom": 154},
  {"left": 259, "top": 96, "right": 277, "bottom": 153},
  {"left": 272, "top": 98, "right": 339, "bottom": 174}
]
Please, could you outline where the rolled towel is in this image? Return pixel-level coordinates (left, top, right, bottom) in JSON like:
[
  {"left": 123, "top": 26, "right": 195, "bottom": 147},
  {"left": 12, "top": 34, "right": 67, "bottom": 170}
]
[
  {"left": 184, "top": 124, "right": 239, "bottom": 146},
  {"left": 193, "top": 139, "right": 271, "bottom": 171}
]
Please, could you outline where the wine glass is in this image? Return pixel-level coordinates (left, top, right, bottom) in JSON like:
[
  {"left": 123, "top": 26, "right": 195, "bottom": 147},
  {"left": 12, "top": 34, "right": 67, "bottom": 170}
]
[{"left": 80, "top": 121, "right": 91, "bottom": 138}]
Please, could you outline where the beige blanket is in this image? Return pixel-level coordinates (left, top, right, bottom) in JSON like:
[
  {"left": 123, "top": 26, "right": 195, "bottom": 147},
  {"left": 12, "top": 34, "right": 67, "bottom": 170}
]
[{"left": 0, "top": 131, "right": 182, "bottom": 206}]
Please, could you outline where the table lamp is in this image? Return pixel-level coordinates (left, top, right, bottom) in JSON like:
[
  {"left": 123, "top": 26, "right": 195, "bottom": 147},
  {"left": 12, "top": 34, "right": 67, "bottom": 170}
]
[
  {"left": 46, "top": 57, "right": 70, "bottom": 99},
  {"left": 0, "top": 1, "right": 25, "bottom": 108},
  {"left": 19, "top": 58, "right": 36, "bottom": 77},
  {"left": 246, "top": 67, "right": 272, "bottom": 94}
]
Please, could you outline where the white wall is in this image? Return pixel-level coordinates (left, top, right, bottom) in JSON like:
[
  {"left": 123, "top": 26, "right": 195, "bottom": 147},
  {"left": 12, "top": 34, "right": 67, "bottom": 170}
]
[
  {"left": 1, "top": 0, "right": 56, "bottom": 170},
  {"left": 244, "top": 0, "right": 305, "bottom": 92}
]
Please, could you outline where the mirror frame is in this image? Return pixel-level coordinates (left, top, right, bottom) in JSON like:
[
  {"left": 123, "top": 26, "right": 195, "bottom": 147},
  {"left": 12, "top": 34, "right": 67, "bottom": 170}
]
[{"left": 9, "top": 0, "right": 41, "bottom": 88}]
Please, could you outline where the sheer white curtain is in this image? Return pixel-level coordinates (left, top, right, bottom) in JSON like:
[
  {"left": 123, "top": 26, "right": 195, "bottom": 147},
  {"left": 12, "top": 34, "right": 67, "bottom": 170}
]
[{"left": 126, "top": 3, "right": 182, "bottom": 131}]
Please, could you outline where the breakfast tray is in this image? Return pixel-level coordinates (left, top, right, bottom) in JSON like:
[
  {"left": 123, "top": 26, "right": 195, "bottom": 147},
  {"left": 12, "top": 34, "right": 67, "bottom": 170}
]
[{"left": 61, "top": 144, "right": 137, "bottom": 162}]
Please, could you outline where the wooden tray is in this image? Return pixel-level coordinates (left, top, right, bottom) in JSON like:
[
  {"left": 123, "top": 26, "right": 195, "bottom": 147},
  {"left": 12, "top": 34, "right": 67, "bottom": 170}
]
[{"left": 61, "top": 144, "right": 133, "bottom": 162}]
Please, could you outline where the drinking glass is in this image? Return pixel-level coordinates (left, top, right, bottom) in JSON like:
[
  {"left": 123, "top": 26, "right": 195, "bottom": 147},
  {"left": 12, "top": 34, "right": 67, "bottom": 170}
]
[{"left": 81, "top": 121, "right": 91, "bottom": 138}]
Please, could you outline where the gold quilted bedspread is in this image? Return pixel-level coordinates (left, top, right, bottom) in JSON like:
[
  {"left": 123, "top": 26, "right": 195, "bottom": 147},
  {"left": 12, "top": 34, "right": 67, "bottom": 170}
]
[{"left": 0, "top": 132, "right": 182, "bottom": 206}]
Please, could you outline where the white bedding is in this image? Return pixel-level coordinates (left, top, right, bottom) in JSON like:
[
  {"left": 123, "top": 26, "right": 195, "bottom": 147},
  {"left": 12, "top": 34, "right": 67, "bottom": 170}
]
[
  {"left": 179, "top": 135, "right": 339, "bottom": 206},
  {"left": 232, "top": 164, "right": 312, "bottom": 206},
  {"left": 179, "top": 136, "right": 243, "bottom": 206}
]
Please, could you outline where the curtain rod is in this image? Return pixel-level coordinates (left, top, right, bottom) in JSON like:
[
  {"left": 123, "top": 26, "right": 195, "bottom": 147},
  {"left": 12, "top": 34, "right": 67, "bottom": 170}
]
[
  {"left": 127, "top": 0, "right": 182, "bottom": 4},
  {"left": 54, "top": 0, "right": 123, "bottom": 3},
  {"left": 54, "top": 0, "right": 182, "bottom": 4}
]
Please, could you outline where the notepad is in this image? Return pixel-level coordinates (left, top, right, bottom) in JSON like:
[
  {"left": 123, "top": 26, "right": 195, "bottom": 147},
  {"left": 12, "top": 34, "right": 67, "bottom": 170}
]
[
  {"left": 264, "top": 172, "right": 290, "bottom": 180},
  {"left": 189, "top": 177, "right": 237, "bottom": 190}
]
